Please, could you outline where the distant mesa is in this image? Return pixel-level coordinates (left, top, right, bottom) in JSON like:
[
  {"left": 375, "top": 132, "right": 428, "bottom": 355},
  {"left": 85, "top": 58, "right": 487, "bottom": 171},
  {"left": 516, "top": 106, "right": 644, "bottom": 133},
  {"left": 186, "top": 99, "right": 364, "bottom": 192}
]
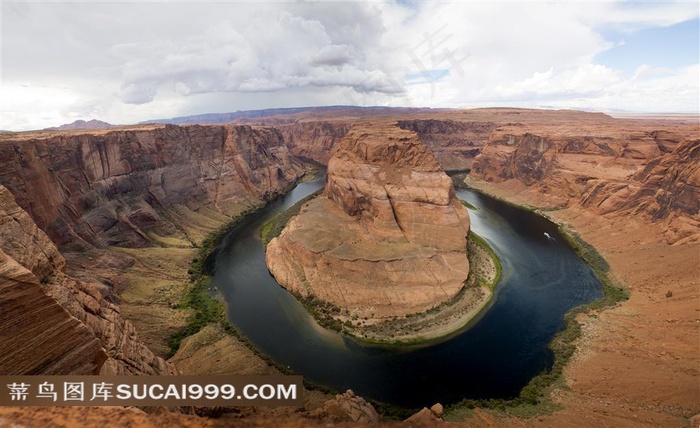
[
  {"left": 266, "top": 123, "right": 472, "bottom": 322},
  {"left": 140, "top": 105, "right": 430, "bottom": 125},
  {"left": 45, "top": 119, "right": 115, "bottom": 131}
]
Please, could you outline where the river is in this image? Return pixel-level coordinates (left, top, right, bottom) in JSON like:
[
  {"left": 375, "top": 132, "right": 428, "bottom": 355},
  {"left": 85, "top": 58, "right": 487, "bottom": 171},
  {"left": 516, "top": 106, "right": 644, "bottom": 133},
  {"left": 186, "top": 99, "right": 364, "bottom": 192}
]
[{"left": 211, "top": 175, "right": 603, "bottom": 408}]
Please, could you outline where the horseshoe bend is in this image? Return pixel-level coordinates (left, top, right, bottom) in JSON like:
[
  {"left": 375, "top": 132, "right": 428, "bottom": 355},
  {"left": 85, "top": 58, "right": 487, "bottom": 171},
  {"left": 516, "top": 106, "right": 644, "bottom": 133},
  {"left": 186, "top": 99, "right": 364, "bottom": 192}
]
[
  {"left": 265, "top": 123, "right": 494, "bottom": 341},
  {"left": 0, "top": 107, "right": 697, "bottom": 426}
]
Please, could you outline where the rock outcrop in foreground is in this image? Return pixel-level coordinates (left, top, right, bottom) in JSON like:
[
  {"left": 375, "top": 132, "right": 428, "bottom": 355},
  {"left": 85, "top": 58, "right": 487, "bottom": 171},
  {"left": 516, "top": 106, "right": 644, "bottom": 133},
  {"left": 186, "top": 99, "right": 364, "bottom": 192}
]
[
  {"left": 266, "top": 123, "right": 470, "bottom": 319},
  {"left": 0, "top": 184, "right": 175, "bottom": 375}
]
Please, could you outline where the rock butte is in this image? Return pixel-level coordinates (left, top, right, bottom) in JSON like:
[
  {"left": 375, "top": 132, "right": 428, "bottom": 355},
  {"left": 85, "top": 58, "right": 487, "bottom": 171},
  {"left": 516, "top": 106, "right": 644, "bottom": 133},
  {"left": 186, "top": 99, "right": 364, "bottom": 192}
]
[{"left": 266, "top": 123, "right": 471, "bottom": 319}]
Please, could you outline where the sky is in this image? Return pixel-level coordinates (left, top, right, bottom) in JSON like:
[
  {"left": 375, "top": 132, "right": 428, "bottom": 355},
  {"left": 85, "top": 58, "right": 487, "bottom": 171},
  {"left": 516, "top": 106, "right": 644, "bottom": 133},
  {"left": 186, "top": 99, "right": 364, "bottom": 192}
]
[{"left": 1, "top": 0, "right": 698, "bottom": 131}]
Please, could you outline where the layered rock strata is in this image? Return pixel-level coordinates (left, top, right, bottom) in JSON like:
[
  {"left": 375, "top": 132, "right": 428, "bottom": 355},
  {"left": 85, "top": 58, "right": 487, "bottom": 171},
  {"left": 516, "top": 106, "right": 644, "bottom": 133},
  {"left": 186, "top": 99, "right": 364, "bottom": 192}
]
[
  {"left": 579, "top": 139, "right": 699, "bottom": 218},
  {"left": 470, "top": 123, "right": 699, "bottom": 242},
  {"left": 397, "top": 119, "right": 498, "bottom": 171},
  {"left": 0, "top": 184, "right": 175, "bottom": 375},
  {"left": 578, "top": 139, "right": 699, "bottom": 244},
  {"left": 277, "top": 121, "right": 351, "bottom": 164},
  {"left": 266, "top": 124, "right": 470, "bottom": 319},
  {"left": 0, "top": 124, "right": 304, "bottom": 250},
  {"left": 0, "top": 123, "right": 305, "bottom": 376}
]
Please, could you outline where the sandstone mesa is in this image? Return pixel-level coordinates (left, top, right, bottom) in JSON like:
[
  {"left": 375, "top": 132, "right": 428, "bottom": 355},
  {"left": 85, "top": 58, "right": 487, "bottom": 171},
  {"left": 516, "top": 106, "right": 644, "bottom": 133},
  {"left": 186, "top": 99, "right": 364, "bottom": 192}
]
[{"left": 266, "top": 123, "right": 472, "bottom": 321}]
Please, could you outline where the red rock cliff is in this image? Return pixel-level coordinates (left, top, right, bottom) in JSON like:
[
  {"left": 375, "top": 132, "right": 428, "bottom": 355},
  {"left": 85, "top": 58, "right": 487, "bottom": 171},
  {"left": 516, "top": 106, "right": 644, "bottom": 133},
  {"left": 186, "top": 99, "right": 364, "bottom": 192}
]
[
  {"left": 277, "top": 121, "right": 351, "bottom": 164},
  {"left": 578, "top": 138, "right": 699, "bottom": 244},
  {"left": 0, "top": 124, "right": 305, "bottom": 250},
  {"left": 0, "top": 184, "right": 175, "bottom": 375},
  {"left": 0, "top": 124, "right": 305, "bottom": 376},
  {"left": 397, "top": 119, "right": 498, "bottom": 171},
  {"left": 470, "top": 120, "right": 698, "bottom": 242}
]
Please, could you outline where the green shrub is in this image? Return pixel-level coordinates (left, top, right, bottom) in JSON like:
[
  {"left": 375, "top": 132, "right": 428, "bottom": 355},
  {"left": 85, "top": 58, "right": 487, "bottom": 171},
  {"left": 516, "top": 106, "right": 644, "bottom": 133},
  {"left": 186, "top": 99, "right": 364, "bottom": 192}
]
[
  {"left": 260, "top": 190, "right": 322, "bottom": 245},
  {"left": 166, "top": 278, "right": 224, "bottom": 357}
]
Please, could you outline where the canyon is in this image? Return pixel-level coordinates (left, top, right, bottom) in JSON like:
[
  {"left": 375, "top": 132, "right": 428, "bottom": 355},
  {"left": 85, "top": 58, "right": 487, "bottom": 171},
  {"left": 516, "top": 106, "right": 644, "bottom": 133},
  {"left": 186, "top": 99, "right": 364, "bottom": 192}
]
[
  {"left": 0, "top": 108, "right": 697, "bottom": 426},
  {"left": 0, "top": 124, "right": 307, "bottom": 377}
]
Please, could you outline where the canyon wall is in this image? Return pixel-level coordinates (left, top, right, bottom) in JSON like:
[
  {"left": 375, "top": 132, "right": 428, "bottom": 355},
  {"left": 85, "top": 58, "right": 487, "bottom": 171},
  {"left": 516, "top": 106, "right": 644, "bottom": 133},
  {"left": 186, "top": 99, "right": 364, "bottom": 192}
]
[
  {"left": 471, "top": 126, "right": 670, "bottom": 187},
  {"left": 397, "top": 119, "right": 498, "bottom": 171},
  {"left": 579, "top": 138, "right": 698, "bottom": 218},
  {"left": 273, "top": 112, "right": 697, "bottom": 244},
  {"left": 0, "top": 124, "right": 306, "bottom": 376},
  {"left": 272, "top": 110, "right": 697, "bottom": 243},
  {"left": 276, "top": 121, "right": 351, "bottom": 164},
  {"left": 469, "top": 122, "right": 699, "bottom": 242},
  {"left": 578, "top": 138, "right": 699, "bottom": 244},
  {"left": 276, "top": 118, "right": 497, "bottom": 171},
  {"left": 0, "top": 184, "right": 103, "bottom": 374},
  {"left": 0, "top": 124, "right": 305, "bottom": 250}
]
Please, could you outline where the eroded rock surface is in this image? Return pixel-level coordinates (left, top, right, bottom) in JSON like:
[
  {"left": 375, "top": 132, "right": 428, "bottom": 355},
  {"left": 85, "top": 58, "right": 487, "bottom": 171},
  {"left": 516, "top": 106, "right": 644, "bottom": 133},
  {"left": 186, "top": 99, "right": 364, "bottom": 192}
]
[
  {"left": 0, "top": 184, "right": 175, "bottom": 375},
  {"left": 0, "top": 123, "right": 307, "bottom": 376},
  {"left": 470, "top": 120, "right": 699, "bottom": 243},
  {"left": 267, "top": 123, "right": 470, "bottom": 319},
  {"left": 320, "top": 390, "right": 379, "bottom": 424},
  {"left": 278, "top": 121, "right": 351, "bottom": 164},
  {"left": 397, "top": 119, "right": 498, "bottom": 171},
  {"left": 0, "top": 124, "right": 304, "bottom": 250}
]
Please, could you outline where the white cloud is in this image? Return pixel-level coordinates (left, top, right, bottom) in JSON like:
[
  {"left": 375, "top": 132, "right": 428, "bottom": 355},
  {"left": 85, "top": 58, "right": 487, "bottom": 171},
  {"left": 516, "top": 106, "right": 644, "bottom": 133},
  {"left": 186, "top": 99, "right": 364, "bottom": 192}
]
[
  {"left": 1, "top": 85, "right": 80, "bottom": 130},
  {"left": 393, "top": 1, "right": 698, "bottom": 111},
  {"left": 1, "top": 1, "right": 698, "bottom": 130},
  {"left": 108, "top": 6, "right": 402, "bottom": 105},
  {"left": 631, "top": 64, "right": 674, "bottom": 80},
  {"left": 487, "top": 63, "right": 699, "bottom": 113},
  {"left": 489, "top": 64, "right": 621, "bottom": 102}
]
